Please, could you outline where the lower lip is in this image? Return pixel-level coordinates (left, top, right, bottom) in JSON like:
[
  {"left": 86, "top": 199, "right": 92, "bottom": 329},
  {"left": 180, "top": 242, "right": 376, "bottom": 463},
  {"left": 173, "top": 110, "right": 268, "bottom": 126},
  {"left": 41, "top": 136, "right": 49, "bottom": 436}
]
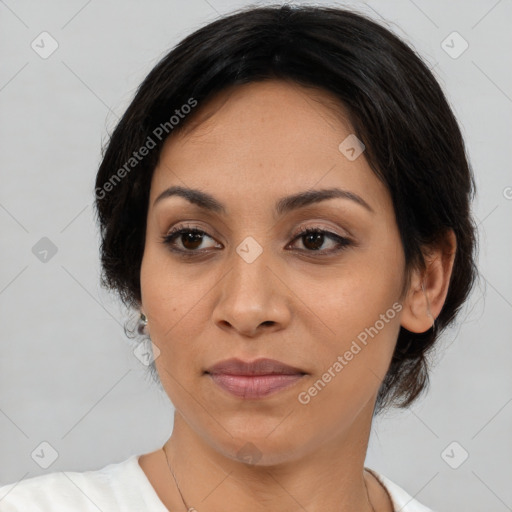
[{"left": 207, "top": 373, "right": 305, "bottom": 399}]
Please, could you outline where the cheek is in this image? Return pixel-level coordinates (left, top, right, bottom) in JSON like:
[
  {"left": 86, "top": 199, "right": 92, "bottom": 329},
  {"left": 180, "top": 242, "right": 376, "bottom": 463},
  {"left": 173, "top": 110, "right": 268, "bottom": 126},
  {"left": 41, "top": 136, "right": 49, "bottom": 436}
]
[
  {"left": 295, "top": 291, "right": 402, "bottom": 426},
  {"left": 141, "top": 280, "right": 206, "bottom": 350},
  {"left": 139, "top": 245, "right": 220, "bottom": 371},
  {"left": 311, "top": 282, "right": 402, "bottom": 393},
  {"left": 310, "top": 239, "right": 403, "bottom": 333},
  {"left": 140, "top": 239, "right": 201, "bottom": 325},
  {"left": 307, "top": 239, "right": 405, "bottom": 382},
  {"left": 140, "top": 253, "right": 210, "bottom": 403}
]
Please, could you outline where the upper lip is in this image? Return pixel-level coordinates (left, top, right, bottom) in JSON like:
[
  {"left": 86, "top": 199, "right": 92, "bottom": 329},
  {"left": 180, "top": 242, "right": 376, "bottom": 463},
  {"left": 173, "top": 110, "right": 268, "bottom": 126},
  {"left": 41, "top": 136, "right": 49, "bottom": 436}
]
[{"left": 205, "top": 358, "right": 306, "bottom": 376}]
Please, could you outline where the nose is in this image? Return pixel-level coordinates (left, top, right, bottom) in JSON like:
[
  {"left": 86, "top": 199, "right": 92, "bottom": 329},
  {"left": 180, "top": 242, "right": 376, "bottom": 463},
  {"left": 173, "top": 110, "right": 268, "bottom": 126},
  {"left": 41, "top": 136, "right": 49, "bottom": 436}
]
[{"left": 211, "top": 245, "right": 292, "bottom": 338}]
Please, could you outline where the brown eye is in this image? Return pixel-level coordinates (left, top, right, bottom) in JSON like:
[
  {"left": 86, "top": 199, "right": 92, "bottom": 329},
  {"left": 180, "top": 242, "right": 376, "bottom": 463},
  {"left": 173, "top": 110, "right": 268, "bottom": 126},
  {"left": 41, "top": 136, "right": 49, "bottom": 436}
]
[
  {"left": 161, "top": 224, "right": 352, "bottom": 258},
  {"left": 180, "top": 231, "right": 204, "bottom": 250},
  {"left": 162, "top": 227, "right": 222, "bottom": 254},
  {"left": 301, "top": 231, "right": 325, "bottom": 251},
  {"left": 290, "top": 227, "right": 352, "bottom": 254}
]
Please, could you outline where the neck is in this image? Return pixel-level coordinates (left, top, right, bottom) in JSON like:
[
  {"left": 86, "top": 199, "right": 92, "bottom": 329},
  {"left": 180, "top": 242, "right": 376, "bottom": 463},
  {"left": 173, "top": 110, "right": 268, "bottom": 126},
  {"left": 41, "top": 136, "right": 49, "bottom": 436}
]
[{"left": 162, "top": 399, "right": 380, "bottom": 512}]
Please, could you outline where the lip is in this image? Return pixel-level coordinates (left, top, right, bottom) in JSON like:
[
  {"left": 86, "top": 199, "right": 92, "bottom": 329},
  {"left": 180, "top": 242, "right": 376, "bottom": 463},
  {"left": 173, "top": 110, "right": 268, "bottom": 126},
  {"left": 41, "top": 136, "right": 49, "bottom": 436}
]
[
  {"left": 205, "top": 357, "right": 305, "bottom": 376},
  {"left": 205, "top": 358, "right": 307, "bottom": 399}
]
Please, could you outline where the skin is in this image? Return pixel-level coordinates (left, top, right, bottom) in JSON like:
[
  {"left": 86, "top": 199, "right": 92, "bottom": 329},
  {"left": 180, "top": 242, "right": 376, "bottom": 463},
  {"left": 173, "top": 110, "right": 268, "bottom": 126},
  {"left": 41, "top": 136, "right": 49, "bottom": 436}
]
[{"left": 137, "top": 79, "right": 456, "bottom": 511}]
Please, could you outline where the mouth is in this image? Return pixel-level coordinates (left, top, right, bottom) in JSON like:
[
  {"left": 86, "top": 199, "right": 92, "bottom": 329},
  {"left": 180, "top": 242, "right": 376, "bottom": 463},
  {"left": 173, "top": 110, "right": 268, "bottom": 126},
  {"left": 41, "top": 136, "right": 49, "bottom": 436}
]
[{"left": 204, "top": 357, "right": 307, "bottom": 399}]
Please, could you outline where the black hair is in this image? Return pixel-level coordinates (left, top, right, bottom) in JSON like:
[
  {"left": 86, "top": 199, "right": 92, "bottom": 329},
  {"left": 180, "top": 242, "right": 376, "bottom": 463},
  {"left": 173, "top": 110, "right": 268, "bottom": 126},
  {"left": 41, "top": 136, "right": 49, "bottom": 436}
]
[{"left": 94, "top": 3, "right": 478, "bottom": 414}]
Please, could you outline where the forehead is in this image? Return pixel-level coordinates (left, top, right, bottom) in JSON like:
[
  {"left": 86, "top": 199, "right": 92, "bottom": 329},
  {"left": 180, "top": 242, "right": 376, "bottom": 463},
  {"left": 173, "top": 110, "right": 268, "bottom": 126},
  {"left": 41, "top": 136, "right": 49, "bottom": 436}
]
[
  {"left": 178, "top": 79, "right": 351, "bottom": 139},
  {"left": 149, "top": 80, "right": 389, "bottom": 215}
]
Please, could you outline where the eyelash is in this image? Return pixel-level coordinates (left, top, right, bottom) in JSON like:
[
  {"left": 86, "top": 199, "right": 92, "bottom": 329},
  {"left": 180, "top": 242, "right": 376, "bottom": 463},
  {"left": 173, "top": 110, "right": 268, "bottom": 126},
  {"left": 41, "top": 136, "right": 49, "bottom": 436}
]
[{"left": 160, "top": 223, "right": 353, "bottom": 258}]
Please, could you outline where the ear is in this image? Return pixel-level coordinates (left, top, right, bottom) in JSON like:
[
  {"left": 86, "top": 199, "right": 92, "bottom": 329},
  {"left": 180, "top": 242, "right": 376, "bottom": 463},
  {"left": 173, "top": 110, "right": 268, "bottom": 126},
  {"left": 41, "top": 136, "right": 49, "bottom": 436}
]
[
  {"left": 400, "top": 229, "right": 457, "bottom": 333},
  {"left": 137, "top": 305, "right": 149, "bottom": 334}
]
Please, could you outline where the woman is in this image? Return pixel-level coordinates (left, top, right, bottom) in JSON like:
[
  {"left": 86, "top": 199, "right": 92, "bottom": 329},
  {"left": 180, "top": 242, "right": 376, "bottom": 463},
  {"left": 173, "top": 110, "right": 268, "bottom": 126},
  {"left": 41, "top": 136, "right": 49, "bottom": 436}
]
[{"left": 0, "top": 4, "right": 477, "bottom": 511}]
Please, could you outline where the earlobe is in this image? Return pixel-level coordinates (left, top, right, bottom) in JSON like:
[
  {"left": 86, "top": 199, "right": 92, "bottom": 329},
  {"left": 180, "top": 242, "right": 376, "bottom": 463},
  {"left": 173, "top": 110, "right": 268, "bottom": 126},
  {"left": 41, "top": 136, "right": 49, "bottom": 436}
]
[
  {"left": 400, "top": 229, "right": 457, "bottom": 334},
  {"left": 138, "top": 309, "right": 149, "bottom": 335}
]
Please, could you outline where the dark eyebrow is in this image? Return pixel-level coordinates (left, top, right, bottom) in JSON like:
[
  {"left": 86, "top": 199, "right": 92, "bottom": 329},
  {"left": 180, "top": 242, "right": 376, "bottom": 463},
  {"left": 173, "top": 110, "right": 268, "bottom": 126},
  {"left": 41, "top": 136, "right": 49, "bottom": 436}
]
[
  {"left": 275, "top": 187, "right": 374, "bottom": 215},
  {"left": 153, "top": 186, "right": 227, "bottom": 213},
  {"left": 153, "top": 186, "right": 374, "bottom": 214}
]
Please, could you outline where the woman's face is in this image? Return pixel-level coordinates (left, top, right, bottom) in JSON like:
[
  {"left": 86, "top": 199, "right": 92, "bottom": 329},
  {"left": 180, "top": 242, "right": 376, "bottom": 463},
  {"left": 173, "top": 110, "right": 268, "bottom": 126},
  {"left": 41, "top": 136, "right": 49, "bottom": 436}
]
[{"left": 140, "top": 80, "right": 407, "bottom": 464}]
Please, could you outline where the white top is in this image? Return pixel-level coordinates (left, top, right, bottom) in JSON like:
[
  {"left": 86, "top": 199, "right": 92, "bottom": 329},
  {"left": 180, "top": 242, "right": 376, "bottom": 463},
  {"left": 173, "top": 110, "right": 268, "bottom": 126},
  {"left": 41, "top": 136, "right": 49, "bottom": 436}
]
[{"left": 0, "top": 454, "right": 436, "bottom": 511}]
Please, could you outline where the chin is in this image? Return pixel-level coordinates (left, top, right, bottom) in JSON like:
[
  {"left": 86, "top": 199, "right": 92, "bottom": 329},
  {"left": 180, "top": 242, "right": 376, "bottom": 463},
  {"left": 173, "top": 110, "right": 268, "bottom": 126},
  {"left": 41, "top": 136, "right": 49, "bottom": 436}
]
[{"left": 206, "top": 428, "right": 313, "bottom": 468}]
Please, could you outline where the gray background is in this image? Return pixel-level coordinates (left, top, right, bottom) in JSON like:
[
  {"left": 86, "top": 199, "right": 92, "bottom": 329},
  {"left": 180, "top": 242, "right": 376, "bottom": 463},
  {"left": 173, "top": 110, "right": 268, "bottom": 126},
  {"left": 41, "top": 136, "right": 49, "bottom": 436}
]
[{"left": 1, "top": 0, "right": 511, "bottom": 510}]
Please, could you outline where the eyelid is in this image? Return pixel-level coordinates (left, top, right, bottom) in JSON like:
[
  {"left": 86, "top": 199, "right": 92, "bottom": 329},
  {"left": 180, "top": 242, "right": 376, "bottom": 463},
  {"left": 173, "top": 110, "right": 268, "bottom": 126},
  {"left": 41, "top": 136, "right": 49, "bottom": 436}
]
[
  {"left": 165, "top": 221, "right": 223, "bottom": 243},
  {"left": 165, "top": 220, "right": 350, "bottom": 244},
  {"left": 291, "top": 222, "right": 350, "bottom": 241},
  {"left": 162, "top": 221, "right": 355, "bottom": 259}
]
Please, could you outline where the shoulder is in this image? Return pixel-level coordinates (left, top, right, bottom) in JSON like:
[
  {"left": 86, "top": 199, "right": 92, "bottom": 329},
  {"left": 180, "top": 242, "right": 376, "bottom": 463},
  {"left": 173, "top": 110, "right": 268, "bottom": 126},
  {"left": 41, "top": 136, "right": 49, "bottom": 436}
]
[
  {"left": 0, "top": 454, "right": 159, "bottom": 512},
  {"left": 365, "top": 467, "right": 437, "bottom": 512}
]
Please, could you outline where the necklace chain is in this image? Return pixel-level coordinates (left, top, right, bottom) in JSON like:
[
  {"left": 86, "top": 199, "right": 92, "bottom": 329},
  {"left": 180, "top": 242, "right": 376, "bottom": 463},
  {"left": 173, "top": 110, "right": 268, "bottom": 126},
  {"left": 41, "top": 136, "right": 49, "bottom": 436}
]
[{"left": 162, "top": 446, "right": 376, "bottom": 512}]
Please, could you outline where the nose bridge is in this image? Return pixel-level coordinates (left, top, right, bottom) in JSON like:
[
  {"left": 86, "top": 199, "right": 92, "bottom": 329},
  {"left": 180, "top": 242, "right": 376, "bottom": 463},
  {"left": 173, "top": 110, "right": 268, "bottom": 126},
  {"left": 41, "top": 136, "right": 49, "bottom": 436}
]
[
  {"left": 227, "top": 235, "right": 275, "bottom": 305},
  {"left": 212, "top": 235, "right": 290, "bottom": 334}
]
